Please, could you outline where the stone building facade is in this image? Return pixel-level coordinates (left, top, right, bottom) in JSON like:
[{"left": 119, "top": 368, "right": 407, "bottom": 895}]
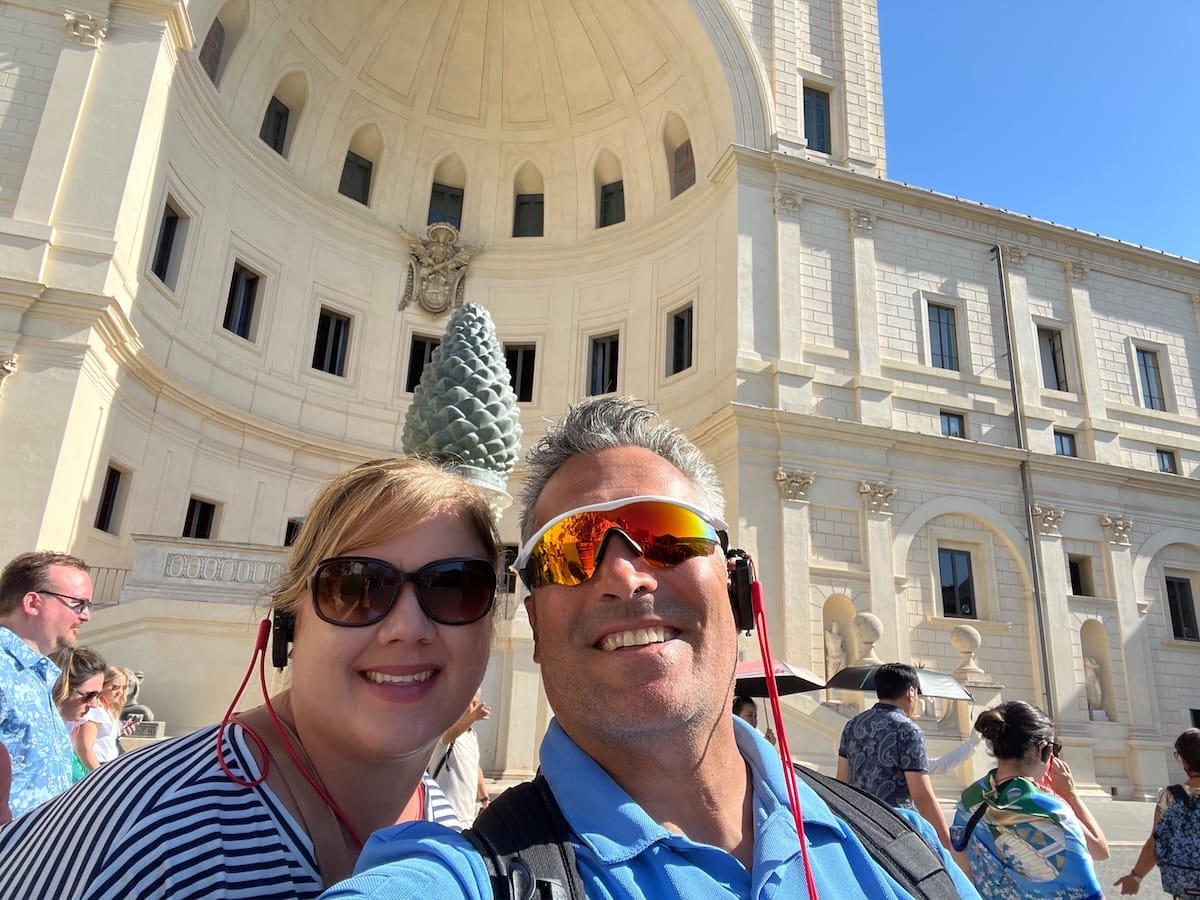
[{"left": 0, "top": 0, "right": 1196, "bottom": 797}]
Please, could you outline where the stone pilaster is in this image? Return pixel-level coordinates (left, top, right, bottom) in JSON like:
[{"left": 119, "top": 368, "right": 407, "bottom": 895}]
[
  {"left": 858, "top": 480, "right": 906, "bottom": 660},
  {"left": 1065, "top": 262, "right": 1123, "bottom": 464},
  {"left": 848, "top": 209, "right": 893, "bottom": 427}
]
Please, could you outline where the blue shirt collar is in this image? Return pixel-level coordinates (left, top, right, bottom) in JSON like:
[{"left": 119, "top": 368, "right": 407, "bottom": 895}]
[
  {"left": 0, "top": 625, "right": 56, "bottom": 680},
  {"left": 538, "top": 715, "right": 846, "bottom": 866}
]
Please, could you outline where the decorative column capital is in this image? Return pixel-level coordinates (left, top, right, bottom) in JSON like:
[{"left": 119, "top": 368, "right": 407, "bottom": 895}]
[
  {"left": 1064, "top": 260, "right": 1090, "bottom": 282},
  {"left": 1002, "top": 245, "right": 1026, "bottom": 269},
  {"left": 775, "top": 468, "right": 815, "bottom": 501},
  {"left": 858, "top": 480, "right": 896, "bottom": 514},
  {"left": 774, "top": 189, "right": 803, "bottom": 217},
  {"left": 0, "top": 355, "right": 16, "bottom": 396},
  {"left": 849, "top": 208, "right": 875, "bottom": 233},
  {"left": 1100, "top": 514, "right": 1134, "bottom": 545},
  {"left": 1030, "top": 504, "right": 1065, "bottom": 536},
  {"left": 63, "top": 12, "right": 107, "bottom": 47}
]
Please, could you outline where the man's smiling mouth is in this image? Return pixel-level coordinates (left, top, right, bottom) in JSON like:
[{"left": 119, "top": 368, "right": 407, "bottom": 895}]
[{"left": 598, "top": 626, "right": 679, "bottom": 652}]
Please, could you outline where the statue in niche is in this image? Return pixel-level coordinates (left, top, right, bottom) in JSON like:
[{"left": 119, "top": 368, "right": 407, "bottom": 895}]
[
  {"left": 400, "top": 222, "right": 481, "bottom": 315},
  {"left": 1084, "top": 657, "right": 1104, "bottom": 713},
  {"left": 824, "top": 620, "right": 847, "bottom": 677}
]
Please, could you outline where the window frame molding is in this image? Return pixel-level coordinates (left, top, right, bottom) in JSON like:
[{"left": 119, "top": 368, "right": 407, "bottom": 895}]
[
  {"left": 583, "top": 325, "right": 624, "bottom": 397},
  {"left": 927, "top": 528, "right": 1000, "bottom": 624},
  {"left": 92, "top": 460, "right": 131, "bottom": 538},
  {"left": 402, "top": 330, "right": 442, "bottom": 395},
  {"left": 144, "top": 177, "right": 200, "bottom": 302},
  {"left": 1164, "top": 570, "right": 1200, "bottom": 642},
  {"left": 501, "top": 338, "right": 540, "bottom": 405},
  {"left": 213, "top": 240, "right": 279, "bottom": 358},
  {"left": 1126, "top": 336, "right": 1176, "bottom": 413},
  {"left": 182, "top": 494, "right": 221, "bottom": 540},
  {"left": 939, "top": 409, "right": 966, "bottom": 439},
  {"left": 799, "top": 74, "right": 840, "bottom": 158},
  {"left": 1034, "top": 318, "right": 1077, "bottom": 397},
  {"left": 663, "top": 296, "right": 697, "bottom": 382},
  {"left": 918, "top": 291, "right": 971, "bottom": 377},
  {"left": 302, "top": 288, "right": 366, "bottom": 388}
]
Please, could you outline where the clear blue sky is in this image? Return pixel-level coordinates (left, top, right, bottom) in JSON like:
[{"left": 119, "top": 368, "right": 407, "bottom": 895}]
[{"left": 877, "top": 2, "right": 1199, "bottom": 261}]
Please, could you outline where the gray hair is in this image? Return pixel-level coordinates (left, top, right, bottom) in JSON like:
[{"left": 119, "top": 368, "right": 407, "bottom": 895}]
[{"left": 519, "top": 396, "right": 725, "bottom": 540}]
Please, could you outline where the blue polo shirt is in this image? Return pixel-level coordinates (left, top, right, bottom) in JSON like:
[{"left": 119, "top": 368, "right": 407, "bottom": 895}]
[
  {"left": 0, "top": 626, "right": 71, "bottom": 817},
  {"left": 324, "top": 717, "right": 978, "bottom": 899}
]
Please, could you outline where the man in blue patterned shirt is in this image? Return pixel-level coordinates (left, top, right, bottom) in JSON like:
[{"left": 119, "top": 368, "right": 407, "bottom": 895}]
[
  {"left": 0, "top": 550, "right": 93, "bottom": 817},
  {"left": 837, "top": 662, "right": 954, "bottom": 852}
]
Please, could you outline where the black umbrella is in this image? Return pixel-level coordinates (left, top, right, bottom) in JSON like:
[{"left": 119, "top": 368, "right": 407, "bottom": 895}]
[
  {"left": 825, "top": 664, "right": 972, "bottom": 701},
  {"left": 734, "top": 659, "right": 826, "bottom": 697}
]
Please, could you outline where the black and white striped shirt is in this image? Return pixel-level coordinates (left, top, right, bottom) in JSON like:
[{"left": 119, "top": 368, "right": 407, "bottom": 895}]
[{"left": 0, "top": 723, "right": 458, "bottom": 899}]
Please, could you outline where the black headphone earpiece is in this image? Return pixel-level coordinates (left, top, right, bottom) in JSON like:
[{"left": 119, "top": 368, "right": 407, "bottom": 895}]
[
  {"left": 726, "top": 551, "right": 754, "bottom": 633},
  {"left": 271, "top": 608, "right": 295, "bottom": 670}
]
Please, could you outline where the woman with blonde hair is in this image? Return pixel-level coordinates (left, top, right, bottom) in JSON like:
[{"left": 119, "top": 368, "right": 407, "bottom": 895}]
[
  {"left": 73, "top": 665, "right": 133, "bottom": 771},
  {"left": 0, "top": 457, "right": 500, "bottom": 898},
  {"left": 952, "top": 700, "right": 1108, "bottom": 898}
]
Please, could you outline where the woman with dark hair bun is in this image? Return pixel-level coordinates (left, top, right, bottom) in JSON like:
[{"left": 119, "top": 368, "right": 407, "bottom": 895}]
[
  {"left": 1114, "top": 727, "right": 1200, "bottom": 897},
  {"left": 951, "top": 700, "right": 1108, "bottom": 898}
]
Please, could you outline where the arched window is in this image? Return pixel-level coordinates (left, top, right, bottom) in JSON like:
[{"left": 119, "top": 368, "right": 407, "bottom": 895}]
[
  {"left": 662, "top": 113, "right": 695, "bottom": 198},
  {"left": 198, "top": 0, "right": 248, "bottom": 87},
  {"left": 259, "top": 72, "right": 307, "bottom": 157},
  {"left": 594, "top": 150, "right": 624, "bottom": 228},
  {"left": 429, "top": 154, "right": 466, "bottom": 229},
  {"left": 339, "top": 125, "right": 382, "bottom": 206},
  {"left": 512, "top": 162, "right": 544, "bottom": 237}
]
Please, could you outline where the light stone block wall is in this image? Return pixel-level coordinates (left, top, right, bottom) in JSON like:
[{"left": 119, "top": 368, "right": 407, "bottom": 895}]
[{"left": 0, "top": 5, "right": 61, "bottom": 214}]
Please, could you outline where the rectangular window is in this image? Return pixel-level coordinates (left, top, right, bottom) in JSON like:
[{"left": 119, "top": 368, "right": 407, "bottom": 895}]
[
  {"left": 1068, "top": 556, "right": 1094, "bottom": 597},
  {"left": 198, "top": 19, "right": 225, "bottom": 84},
  {"left": 1136, "top": 348, "right": 1166, "bottom": 410},
  {"left": 671, "top": 140, "right": 695, "bottom": 197},
  {"left": 222, "top": 263, "right": 259, "bottom": 340},
  {"left": 668, "top": 306, "right": 693, "bottom": 376},
  {"left": 183, "top": 497, "right": 216, "bottom": 539},
  {"left": 598, "top": 181, "right": 625, "bottom": 228},
  {"left": 339, "top": 151, "right": 373, "bottom": 205},
  {"left": 500, "top": 545, "right": 519, "bottom": 595},
  {"left": 259, "top": 96, "right": 290, "bottom": 155},
  {"left": 312, "top": 308, "right": 350, "bottom": 376},
  {"left": 150, "top": 200, "right": 186, "bottom": 288},
  {"left": 406, "top": 336, "right": 440, "bottom": 392},
  {"left": 284, "top": 517, "right": 304, "bottom": 547},
  {"left": 93, "top": 465, "right": 124, "bottom": 534},
  {"left": 1165, "top": 576, "right": 1199, "bottom": 641},
  {"left": 428, "top": 183, "right": 464, "bottom": 229},
  {"left": 589, "top": 333, "right": 620, "bottom": 396},
  {"left": 1038, "top": 327, "right": 1069, "bottom": 391},
  {"left": 1192, "top": 709, "right": 1200, "bottom": 729},
  {"left": 512, "top": 193, "right": 544, "bottom": 237},
  {"left": 938, "top": 548, "right": 975, "bottom": 618},
  {"left": 928, "top": 304, "right": 959, "bottom": 371},
  {"left": 504, "top": 344, "right": 536, "bottom": 402},
  {"left": 1157, "top": 448, "right": 1179, "bottom": 474},
  {"left": 803, "top": 86, "right": 832, "bottom": 154},
  {"left": 940, "top": 411, "right": 965, "bottom": 438},
  {"left": 1054, "top": 431, "right": 1077, "bottom": 457}
]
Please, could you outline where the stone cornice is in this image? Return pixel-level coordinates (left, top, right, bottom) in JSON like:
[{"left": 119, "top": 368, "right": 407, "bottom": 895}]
[
  {"left": 725, "top": 146, "right": 1200, "bottom": 288},
  {"left": 112, "top": 1, "right": 194, "bottom": 50}
]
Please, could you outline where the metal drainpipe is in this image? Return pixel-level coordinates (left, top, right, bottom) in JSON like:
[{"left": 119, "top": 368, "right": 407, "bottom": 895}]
[{"left": 992, "top": 245, "right": 1056, "bottom": 719}]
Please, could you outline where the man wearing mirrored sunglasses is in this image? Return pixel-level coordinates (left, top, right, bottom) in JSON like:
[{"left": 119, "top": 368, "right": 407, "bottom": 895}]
[
  {"left": 0, "top": 550, "right": 92, "bottom": 818},
  {"left": 326, "top": 397, "right": 977, "bottom": 900}
]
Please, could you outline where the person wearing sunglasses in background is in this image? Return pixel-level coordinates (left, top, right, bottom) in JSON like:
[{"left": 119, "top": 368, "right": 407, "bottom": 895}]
[
  {"left": 74, "top": 665, "right": 136, "bottom": 772},
  {"left": 0, "top": 550, "right": 93, "bottom": 818},
  {"left": 48, "top": 645, "right": 108, "bottom": 782},
  {"left": 951, "top": 700, "right": 1109, "bottom": 898},
  {"left": 0, "top": 457, "right": 500, "bottom": 899},
  {"left": 326, "top": 396, "right": 977, "bottom": 900}
]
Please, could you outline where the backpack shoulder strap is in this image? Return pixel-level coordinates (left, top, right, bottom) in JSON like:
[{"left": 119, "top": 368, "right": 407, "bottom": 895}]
[
  {"left": 794, "top": 764, "right": 960, "bottom": 900},
  {"left": 461, "top": 773, "right": 584, "bottom": 900}
]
